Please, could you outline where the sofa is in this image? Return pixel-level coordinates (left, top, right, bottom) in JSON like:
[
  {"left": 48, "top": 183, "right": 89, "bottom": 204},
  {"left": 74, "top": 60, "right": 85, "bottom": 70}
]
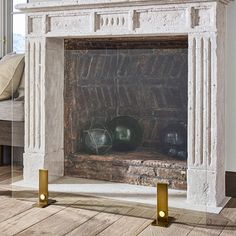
[{"left": 0, "top": 54, "right": 25, "bottom": 166}]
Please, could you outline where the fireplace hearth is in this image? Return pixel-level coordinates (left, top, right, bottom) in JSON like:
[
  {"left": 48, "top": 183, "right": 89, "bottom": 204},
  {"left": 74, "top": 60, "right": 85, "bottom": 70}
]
[{"left": 17, "top": 0, "right": 231, "bottom": 210}]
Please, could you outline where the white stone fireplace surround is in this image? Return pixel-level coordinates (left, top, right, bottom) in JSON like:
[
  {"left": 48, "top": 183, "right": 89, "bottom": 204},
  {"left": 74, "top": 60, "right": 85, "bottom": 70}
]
[{"left": 17, "top": 0, "right": 231, "bottom": 209}]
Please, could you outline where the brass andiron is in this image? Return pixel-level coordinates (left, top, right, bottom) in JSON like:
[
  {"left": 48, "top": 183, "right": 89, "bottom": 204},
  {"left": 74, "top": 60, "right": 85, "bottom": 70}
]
[
  {"left": 33, "top": 169, "right": 56, "bottom": 208},
  {"left": 152, "top": 183, "right": 169, "bottom": 227}
]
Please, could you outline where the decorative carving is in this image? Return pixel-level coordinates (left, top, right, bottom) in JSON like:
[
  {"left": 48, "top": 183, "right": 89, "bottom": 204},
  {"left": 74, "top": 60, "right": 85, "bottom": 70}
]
[
  {"left": 26, "top": 4, "right": 216, "bottom": 37},
  {"left": 44, "top": 15, "right": 51, "bottom": 33},
  {"left": 46, "top": 13, "right": 91, "bottom": 35},
  {"left": 132, "top": 10, "right": 140, "bottom": 30},
  {"left": 25, "top": 39, "right": 43, "bottom": 151},
  {"left": 28, "top": 16, "right": 42, "bottom": 35},
  {"left": 95, "top": 12, "right": 129, "bottom": 31},
  {"left": 188, "top": 34, "right": 214, "bottom": 169},
  {"left": 191, "top": 6, "right": 213, "bottom": 28},
  {"left": 137, "top": 8, "right": 187, "bottom": 31},
  {"left": 191, "top": 7, "right": 200, "bottom": 28}
]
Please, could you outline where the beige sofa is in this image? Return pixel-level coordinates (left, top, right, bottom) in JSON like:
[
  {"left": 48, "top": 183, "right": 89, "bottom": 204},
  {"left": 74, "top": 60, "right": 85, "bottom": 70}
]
[
  {"left": 0, "top": 54, "right": 24, "bottom": 165},
  {"left": 0, "top": 100, "right": 24, "bottom": 146}
]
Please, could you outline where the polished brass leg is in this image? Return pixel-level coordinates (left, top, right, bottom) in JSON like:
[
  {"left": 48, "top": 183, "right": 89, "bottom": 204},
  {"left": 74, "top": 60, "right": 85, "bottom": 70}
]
[
  {"left": 33, "top": 169, "right": 56, "bottom": 208},
  {"left": 152, "top": 183, "right": 170, "bottom": 227}
]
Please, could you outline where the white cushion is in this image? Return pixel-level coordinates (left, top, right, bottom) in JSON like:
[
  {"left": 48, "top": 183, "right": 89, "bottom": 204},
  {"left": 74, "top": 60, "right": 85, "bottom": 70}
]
[
  {"left": 0, "top": 100, "right": 24, "bottom": 121},
  {"left": 0, "top": 54, "right": 25, "bottom": 101}
]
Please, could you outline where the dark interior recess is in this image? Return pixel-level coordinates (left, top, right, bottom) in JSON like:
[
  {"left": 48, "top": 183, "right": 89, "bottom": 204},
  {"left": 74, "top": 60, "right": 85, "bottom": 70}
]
[{"left": 64, "top": 38, "right": 188, "bottom": 189}]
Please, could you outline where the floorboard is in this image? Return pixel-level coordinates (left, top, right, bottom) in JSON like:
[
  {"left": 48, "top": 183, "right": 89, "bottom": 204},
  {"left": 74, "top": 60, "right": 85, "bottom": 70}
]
[
  {"left": 0, "top": 205, "right": 64, "bottom": 236},
  {"left": 97, "top": 207, "right": 155, "bottom": 236},
  {"left": 220, "top": 222, "right": 236, "bottom": 236},
  {"left": 0, "top": 166, "right": 235, "bottom": 236},
  {"left": 17, "top": 206, "right": 100, "bottom": 236}
]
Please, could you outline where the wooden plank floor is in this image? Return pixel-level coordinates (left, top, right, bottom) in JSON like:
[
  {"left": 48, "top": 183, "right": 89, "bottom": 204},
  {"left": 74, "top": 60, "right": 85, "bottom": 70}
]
[{"left": 0, "top": 166, "right": 236, "bottom": 236}]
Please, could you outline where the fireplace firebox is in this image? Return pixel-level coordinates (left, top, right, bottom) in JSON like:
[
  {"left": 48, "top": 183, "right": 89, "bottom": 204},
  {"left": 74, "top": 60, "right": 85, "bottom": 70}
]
[{"left": 64, "top": 38, "right": 188, "bottom": 189}]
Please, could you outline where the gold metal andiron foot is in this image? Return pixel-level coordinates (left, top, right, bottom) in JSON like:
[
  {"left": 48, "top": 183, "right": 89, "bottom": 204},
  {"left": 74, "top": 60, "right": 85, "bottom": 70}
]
[
  {"left": 152, "top": 183, "right": 170, "bottom": 227},
  {"left": 33, "top": 169, "right": 56, "bottom": 208}
]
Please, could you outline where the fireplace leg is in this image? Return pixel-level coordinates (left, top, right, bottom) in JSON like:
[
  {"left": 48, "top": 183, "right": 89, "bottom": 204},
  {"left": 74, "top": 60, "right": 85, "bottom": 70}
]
[
  {"left": 187, "top": 30, "right": 228, "bottom": 208},
  {"left": 187, "top": 169, "right": 226, "bottom": 207},
  {"left": 23, "top": 37, "right": 64, "bottom": 184}
]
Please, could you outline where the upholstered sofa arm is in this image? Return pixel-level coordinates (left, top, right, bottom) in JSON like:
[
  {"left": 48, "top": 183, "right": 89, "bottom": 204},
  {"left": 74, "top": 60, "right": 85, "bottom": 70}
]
[{"left": 0, "top": 100, "right": 24, "bottom": 122}]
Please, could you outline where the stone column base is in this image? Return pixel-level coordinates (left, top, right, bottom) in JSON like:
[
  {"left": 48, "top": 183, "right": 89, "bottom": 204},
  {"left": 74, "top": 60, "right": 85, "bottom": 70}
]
[
  {"left": 187, "top": 169, "right": 226, "bottom": 207},
  {"left": 23, "top": 150, "right": 64, "bottom": 185}
]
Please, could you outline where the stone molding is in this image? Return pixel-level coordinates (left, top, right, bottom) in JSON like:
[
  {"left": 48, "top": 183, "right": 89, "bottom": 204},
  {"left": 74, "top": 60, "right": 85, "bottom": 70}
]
[
  {"left": 22, "top": 2, "right": 221, "bottom": 38},
  {"left": 18, "top": 0, "right": 230, "bottom": 12}
]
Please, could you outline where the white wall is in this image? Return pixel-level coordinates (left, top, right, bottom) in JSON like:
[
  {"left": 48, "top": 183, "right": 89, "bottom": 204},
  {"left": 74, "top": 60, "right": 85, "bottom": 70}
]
[{"left": 226, "top": 0, "right": 236, "bottom": 172}]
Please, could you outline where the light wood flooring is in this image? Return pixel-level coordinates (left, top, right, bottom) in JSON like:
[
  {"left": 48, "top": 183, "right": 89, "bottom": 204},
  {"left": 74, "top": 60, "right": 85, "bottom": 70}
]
[{"left": 0, "top": 166, "right": 235, "bottom": 236}]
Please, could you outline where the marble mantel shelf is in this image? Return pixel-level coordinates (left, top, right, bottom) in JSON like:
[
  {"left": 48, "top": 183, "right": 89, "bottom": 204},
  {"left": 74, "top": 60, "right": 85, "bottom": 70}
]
[{"left": 17, "top": 0, "right": 230, "bottom": 12}]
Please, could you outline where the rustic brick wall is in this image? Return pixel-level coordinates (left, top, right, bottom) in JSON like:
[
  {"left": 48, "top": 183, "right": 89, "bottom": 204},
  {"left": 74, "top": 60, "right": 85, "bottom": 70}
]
[{"left": 64, "top": 39, "right": 188, "bottom": 159}]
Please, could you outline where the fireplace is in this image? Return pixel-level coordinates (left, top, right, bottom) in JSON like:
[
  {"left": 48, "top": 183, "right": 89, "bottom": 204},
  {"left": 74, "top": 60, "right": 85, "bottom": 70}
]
[
  {"left": 64, "top": 38, "right": 188, "bottom": 189},
  {"left": 17, "top": 0, "right": 230, "bottom": 209}
]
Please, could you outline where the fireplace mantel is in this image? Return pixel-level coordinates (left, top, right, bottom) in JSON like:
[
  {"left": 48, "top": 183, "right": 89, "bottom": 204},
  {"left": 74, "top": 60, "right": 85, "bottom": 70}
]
[
  {"left": 17, "top": 0, "right": 231, "bottom": 211},
  {"left": 18, "top": 0, "right": 231, "bottom": 11},
  {"left": 17, "top": 0, "right": 229, "bottom": 38}
]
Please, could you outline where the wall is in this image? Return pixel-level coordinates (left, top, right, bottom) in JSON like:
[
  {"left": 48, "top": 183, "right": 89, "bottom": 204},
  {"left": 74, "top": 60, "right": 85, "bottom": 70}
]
[{"left": 226, "top": 1, "right": 236, "bottom": 172}]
